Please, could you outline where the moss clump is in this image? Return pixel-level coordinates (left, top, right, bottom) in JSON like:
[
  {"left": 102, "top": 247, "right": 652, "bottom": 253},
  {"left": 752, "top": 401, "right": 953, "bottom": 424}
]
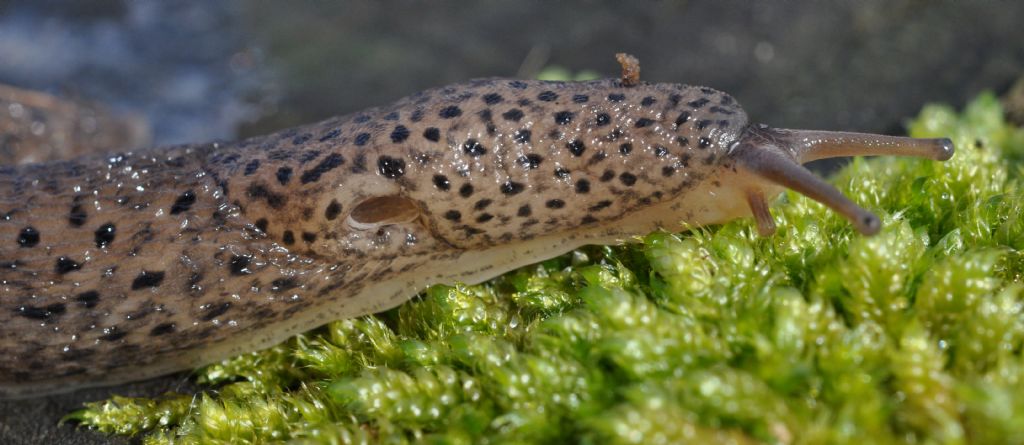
[{"left": 67, "top": 93, "right": 1024, "bottom": 444}]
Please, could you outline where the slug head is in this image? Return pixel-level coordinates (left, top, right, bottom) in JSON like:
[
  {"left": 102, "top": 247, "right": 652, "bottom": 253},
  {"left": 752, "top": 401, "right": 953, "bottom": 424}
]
[{"left": 728, "top": 124, "right": 954, "bottom": 236}]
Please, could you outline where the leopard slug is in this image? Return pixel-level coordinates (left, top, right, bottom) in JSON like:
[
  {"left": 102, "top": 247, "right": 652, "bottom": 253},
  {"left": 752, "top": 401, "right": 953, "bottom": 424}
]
[{"left": 0, "top": 56, "right": 953, "bottom": 398}]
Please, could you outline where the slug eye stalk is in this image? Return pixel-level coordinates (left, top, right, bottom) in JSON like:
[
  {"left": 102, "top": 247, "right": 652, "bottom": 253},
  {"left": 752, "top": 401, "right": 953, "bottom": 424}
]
[{"left": 734, "top": 125, "right": 955, "bottom": 235}]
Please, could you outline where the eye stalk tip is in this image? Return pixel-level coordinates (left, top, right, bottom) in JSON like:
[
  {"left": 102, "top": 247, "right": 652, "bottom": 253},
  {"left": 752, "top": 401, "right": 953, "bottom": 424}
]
[
  {"left": 934, "top": 138, "right": 955, "bottom": 161},
  {"left": 856, "top": 211, "right": 882, "bottom": 236}
]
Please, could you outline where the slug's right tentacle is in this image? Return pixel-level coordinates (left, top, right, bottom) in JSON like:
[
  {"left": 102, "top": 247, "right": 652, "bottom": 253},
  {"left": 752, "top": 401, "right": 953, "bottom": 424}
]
[
  {"left": 733, "top": 141, "right": 882, "bottom": 235},
  {"left": 776, "top": 129, "right": 955, "bottom": 163}
]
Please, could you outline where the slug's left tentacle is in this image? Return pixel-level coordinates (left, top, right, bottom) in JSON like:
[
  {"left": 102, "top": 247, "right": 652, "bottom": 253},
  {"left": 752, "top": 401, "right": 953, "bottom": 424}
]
[{"left": 732, "top": 142, "right": 882, "bottom": 235}]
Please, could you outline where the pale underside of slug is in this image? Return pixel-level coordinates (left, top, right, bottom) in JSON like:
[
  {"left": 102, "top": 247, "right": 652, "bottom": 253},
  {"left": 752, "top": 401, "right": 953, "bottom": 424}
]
[{"left": 0, "top": 60, "right": 954, "bottom": 398}]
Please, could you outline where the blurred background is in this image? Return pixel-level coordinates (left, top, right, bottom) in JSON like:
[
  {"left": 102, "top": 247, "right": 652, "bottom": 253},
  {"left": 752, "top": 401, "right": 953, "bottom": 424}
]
[
  {"left": 1, "top": 0, "right": 1023, "bottom": 148},
  {"left": 1, "top": 0, "right": 1023, "bottom": 443}
]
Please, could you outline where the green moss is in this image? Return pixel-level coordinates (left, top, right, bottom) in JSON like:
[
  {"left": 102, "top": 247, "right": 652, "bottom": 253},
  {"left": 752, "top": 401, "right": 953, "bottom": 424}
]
[{"left": 68, "top": 92, "right": 1024, "bottom": 444}]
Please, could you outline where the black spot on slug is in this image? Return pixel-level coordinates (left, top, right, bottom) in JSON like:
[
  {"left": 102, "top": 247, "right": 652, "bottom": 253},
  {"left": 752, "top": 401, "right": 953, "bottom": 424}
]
[
  {"left": 619, "top": 172, "right": 638, "bottom": 186},
  {"left": 474, "top": 199, "right": 493, "bottom": 210},
  {"left": 641, "top": 96, "right": 656, "bottom": 106},
  {"left": 483, "top": 93, "right": 504, "bottom": 105},
  {"left": 100, "top": 329, "right": 126, "bottom": 342},
  {"left": 459, "top": 183, "right": 474, "bottom": 198},
  {"left": 546, "top": 199, "right": 566, "bottom": 209},
  {"left": 319, "top": 128, "right": 342, "bottom": 141},
  {"left": 476, "top": 213, "right": 494, "bottom": 223},
  {"left": 244, "top": 159, "right": 260, "bottom": 175},
  {"left": 517, "top": 153, "right": 542, "bottom": 169},
  {"left": 513, "top": 129, "right": 531, "bottom": 144},
  {"left": 517, "top": 205, "right": 532, "bottom": 217},
  {"left": 170, "top": 191, "right": 196, "bottom": 214},
  {"left": 229, "top": 255, "right": 252, "bottom": 275},
  {"left": 554, "top": 111, "right": 574, "bottom": 125},
  {"left": 537, "top": 91, "right": 558, "bottom": 102},
  {"left": 596, "top": 113, "right": 611, "bottom": 126},
  {"left": 501, "top": 181, "right": 525, "bottom": 195},
  {"left": 462, "top": 139, "right": 487, "bottom": 157},
  {"left": 423, "top": 127, "right": 441, "bottom": 142},
  {"left": 433, "top": 174, "right": 451, "bottom": 191},
  {"left": 589, "top": 200, "right": 612, "bottom": 211},
  {"left": 675, "top": 111, "right": 691, "bottom": 126},
  {"left": 444, "top": 210, "right": 461, "bottom": 221},
  {"left": 15, "top": 303, "right": 66, "bottom": 320},
  {"left": 554, "top": 167, "right": 570, "bottom": 179},
  {"left": 439, "top": 105, "right": 462, "bottom": 119},
  {"left": 271, "top": 277, "right": 299, "bottom": 292},
  {"left": 575, "top": 179, "right": 591, "bottom": 194},
  {"left": 276, "top": 166, "right": 293, "bottom": 185},
  {"left": 282, "top": 230, "right": 295, "bottom": 245},
  {"left": 301, "top": 232, "right": 317, "bottom": 243},
  {"left": 502, "top": 108, "right": 524, "bottom": 122},
  {"left": 17, "top": 226, "right": 39, "bottom": 247},
  {"left": 635, "top": 118, "right": 654, "bottom": 128},
  {"left": 688, "top": 98, "right": 710, "bottom": 108},
  {"left": 150, "top": 323, "right": 176, "bottom": 336},
  {"left": 201, "top": 302, "right": 231, "bottom": 321},
  {"left": 354, "top": 132, "right": 371, "bottom": 146},
  {"left": 94, "top": 223, "right": 116, "bottom": 248},
  {"left": 301, "top": 153, "right": 345, "bottom": 184},
  {"left": 567, "top": 139, "right": 586, "bottom": 156},
  {"left": 698, "top": 137, "right": 711, "bottom": 149},
  {"left": 390, "top": 125, "right": 410, "bottom": 143},
  {"left": 619, "top": 143, "right": 633, "bottom": 155},
  {"left": 573, "top": 94, "right": 589, "bottom": 103},
  {"left": 69, "top": 204, "right": 87, "bottom": 227},
  {"left": 600, "top": 170, "right": 615, "bottom": 182},
  {"left": 325, "top": 200, "right": 342, "bottom": 220},
  {"left": 75, "top": 290, "right": 100, "bottom": 308},
  {"left": 607, "top": 93, "right": 625, "bottom": 102},
  {"left": 377, "top": 156, "right": 406, "bottom": 179},
  {"left": 132, "top": 270, "right": 165, "bottom": 290},
  {"left": 55, "top": 257, "right": 81, "bottom": 274}
]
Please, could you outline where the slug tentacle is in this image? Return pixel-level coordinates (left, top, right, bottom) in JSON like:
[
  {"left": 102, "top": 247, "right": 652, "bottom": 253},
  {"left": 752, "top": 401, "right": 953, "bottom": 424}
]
[
  {"left": 744, "top": 188, "right": 776, "bottom": 236},
  {"left": 733, "top": 140, "right": 882, "bottom": 235},
  {"left": 778, "top": 128, "right": 955, "bottom": 163},
  {"left": 731, "top": 125, "right": 955, "bottom": 235}
]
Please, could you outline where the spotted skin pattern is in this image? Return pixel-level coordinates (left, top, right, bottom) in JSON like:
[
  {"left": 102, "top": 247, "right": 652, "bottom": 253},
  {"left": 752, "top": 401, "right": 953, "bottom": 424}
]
[{"left": 0, "top": 75, "right": 952, "bottom": 398}]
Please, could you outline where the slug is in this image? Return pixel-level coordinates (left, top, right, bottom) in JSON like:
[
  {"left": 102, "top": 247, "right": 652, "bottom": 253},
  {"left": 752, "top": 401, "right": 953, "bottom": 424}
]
[{"left": 0, "top": 55, "right": 954, "bottom": 398}]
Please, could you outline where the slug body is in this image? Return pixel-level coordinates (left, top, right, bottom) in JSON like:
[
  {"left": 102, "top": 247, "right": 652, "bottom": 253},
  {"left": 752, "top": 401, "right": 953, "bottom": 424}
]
[{"left": 0, "top": 73, "right": 953, "bottom": 398}]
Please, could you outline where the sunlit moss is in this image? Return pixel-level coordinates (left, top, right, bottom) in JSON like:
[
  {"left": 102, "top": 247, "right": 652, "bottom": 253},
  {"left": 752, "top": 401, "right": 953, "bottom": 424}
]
[{"left": 71, "top": 93, "right": 1024, "bottom": 444}]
